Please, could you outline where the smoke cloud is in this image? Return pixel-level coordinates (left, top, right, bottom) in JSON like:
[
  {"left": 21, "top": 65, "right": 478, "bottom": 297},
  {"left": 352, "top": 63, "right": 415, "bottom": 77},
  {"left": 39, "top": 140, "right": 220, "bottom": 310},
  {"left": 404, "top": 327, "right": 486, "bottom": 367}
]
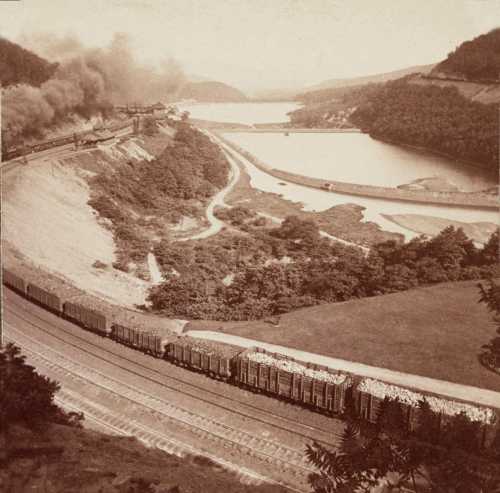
[{"left": 2, "top": 33, "right": 186, "bottom": 144}]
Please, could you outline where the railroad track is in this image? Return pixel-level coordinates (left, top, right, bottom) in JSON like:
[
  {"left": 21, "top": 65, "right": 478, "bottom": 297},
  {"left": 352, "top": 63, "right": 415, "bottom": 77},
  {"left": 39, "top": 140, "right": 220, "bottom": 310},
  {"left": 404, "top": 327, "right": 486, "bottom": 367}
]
[
  {"left": 5, "top": 295, "right": 340, "bottom": 446},
  {"left": 6, "top": 326, "right": 316, "bottom": 490},
  {"left": 54, "top": 390, "right": 282, "bottom": 489}
]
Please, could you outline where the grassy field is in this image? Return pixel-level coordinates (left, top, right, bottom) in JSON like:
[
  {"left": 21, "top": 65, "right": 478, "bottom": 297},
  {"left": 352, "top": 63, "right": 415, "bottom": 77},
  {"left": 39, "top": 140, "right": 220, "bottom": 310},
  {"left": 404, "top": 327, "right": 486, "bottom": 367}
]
[{"left": 188, "top": 280, "right": 500, "bottom": 392}]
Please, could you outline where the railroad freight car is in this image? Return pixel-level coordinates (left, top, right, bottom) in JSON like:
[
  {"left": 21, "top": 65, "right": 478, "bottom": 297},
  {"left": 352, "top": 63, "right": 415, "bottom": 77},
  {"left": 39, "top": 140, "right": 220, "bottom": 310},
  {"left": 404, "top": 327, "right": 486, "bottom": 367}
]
[
  {"left": 354, "top": 377, "right": 498, "bottom": 449},
  {"left": 111, "top": 324, "right": 167, "bottom": 357},
  {"left": 63, "top": 301, "right": 110, "bottom": 336},
  {"left": 2, "top": 268, "right": 27, "bottom": 295},
  {"left": 27, "top": 283, "right": 62, "bottom": 314},
  {"left": 234, "top": 347, "right": 351, "bottom": 414},
  {"left": 165, "top": 338, "right": 238, "bottom": 380}
]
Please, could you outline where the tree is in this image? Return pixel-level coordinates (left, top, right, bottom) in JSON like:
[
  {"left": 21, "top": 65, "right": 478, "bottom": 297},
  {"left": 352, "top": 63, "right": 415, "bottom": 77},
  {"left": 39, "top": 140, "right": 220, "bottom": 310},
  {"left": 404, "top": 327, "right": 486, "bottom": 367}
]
[
  {"left": 478, "top": 279, "right": 500, "bottom": 370},
  {"left": 479, "top": 229, "right": 499, "bottom": 265},
  {"left": 306, "top": 396, "right": 500, "bottom": 493},
  {"left": 0, "top": 343, "right": 83, "bottom": 463},
  {"left": 272, "top": 215, "right": 320, "bottom": 243}
]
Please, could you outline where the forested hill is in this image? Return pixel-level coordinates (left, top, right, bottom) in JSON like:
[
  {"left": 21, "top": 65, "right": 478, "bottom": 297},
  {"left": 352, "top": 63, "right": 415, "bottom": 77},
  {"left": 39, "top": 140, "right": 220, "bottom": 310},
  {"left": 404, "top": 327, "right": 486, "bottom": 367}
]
[
  {"left": 350, "top": 79, "right": 498, "bottom": 172},
  {"left": 0, "top": 37, "right": 58, "bottom": 87},
  {"left": 431, "top": 28, "right": 500, "bottom": 82},
  {"left": 179, "top": 81, "right": 247, "bottom": 102},
  {"left": 289, "top": 29, "right": 500, "bottom": 172}
]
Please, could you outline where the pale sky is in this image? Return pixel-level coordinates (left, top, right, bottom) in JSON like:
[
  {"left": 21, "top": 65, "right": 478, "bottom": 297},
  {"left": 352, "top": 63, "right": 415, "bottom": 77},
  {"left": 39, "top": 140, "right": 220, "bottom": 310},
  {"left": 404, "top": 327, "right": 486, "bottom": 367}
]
[{"left": 1, "top": 0, "right": 499, "bottom": 94}]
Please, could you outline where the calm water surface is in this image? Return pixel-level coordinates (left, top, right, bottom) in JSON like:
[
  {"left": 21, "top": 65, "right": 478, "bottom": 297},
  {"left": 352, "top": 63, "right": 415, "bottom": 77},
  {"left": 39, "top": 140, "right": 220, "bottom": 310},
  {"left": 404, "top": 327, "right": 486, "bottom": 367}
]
[
  {"left": 183, "top": 102, "right": 497, "bottom": 240},
  {"left": 223, "top": 132, "right": 496, "bottom": 192},
  {"left": 215, "top": 138, "right": 498, "bottom": 240}
]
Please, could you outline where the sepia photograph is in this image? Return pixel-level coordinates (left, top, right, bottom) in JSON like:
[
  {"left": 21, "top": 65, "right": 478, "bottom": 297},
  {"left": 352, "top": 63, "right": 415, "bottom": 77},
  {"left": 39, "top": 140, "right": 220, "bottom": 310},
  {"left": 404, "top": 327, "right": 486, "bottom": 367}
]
[{"left": 0, "top": 1, "right": 499, "bottom": 491}]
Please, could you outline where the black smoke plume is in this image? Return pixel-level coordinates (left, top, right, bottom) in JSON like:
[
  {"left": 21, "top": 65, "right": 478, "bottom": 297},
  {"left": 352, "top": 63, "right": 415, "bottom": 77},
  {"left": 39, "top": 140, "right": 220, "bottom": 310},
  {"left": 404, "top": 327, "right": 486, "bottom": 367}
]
[{"left": 2, "top": 33, "right": 185, "bottom": 144}]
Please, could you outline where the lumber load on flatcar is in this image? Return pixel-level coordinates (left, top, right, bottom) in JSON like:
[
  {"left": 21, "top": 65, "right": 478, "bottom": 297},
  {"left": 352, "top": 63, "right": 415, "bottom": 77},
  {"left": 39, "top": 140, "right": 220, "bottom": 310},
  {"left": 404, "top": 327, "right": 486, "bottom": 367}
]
[
  {"left": 355, "top": 377, "right": 497, "bottom": 448},
  {"left": 234, "top": 347, "right": 351, "bottom": 414}
]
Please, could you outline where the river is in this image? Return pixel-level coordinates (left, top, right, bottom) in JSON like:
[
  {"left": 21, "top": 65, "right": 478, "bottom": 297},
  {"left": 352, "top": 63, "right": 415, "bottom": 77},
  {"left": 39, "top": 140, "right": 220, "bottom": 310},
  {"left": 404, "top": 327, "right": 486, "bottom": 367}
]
[
  {"left": 183, "top": 102, "right": 498, "bottom": 241},
  {"left": 223, "top": 132, "right": 496, "bottom": 192}
]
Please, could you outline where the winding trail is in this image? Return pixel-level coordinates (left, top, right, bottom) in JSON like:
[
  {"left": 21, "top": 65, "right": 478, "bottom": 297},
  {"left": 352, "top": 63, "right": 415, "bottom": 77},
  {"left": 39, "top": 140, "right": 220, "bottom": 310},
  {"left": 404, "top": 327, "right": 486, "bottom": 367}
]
[{"left": 178, "top": 132, "right": 241, "bottom": 241}]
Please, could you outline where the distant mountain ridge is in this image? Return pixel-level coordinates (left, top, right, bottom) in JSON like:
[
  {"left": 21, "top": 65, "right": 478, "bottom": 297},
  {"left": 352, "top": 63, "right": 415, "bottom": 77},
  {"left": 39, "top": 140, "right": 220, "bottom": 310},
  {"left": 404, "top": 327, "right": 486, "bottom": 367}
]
[
  {"left": 304, "top": 64, "right": 436, "bottom": 92},
  {"left": 179, "top": 81, "right": 247, "bottom": 102},
  {"left": 252, "top": 64, "right": 435, "bottom": 101}
]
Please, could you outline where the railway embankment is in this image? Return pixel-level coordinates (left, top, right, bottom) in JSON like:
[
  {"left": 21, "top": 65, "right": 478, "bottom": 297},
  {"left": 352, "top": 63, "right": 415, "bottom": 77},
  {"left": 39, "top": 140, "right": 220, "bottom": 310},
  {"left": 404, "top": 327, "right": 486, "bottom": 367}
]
[
  {"left": 217, "top": 134, "right": 498, "bottom": 210},
  {"left": 0, "top": 134, "right": 173, "bottom": 309}
]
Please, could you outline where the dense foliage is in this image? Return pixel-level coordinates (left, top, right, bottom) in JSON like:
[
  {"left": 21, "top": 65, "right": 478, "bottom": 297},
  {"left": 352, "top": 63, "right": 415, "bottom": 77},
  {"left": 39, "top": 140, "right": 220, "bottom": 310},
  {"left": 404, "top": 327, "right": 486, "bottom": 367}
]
[
  {"left": 478, "top": 279, "right": 500, "bottom": 371},
  {"left": 0, "top": 344, "right": 82, "bottom": 462},
  {"left": 148, "top": 217, "right": 499, "bottom": 320},
  {"left": 295, "top": 83, "right": 381, "bottom": 106},
  {"left": 307, "top": 397, "right": 500, "bottom": 492},
  {"left": 434, "top": 28, "right": 500, "bottom": 82},
  {"left": 0, "top": 37, "right": 58, "bottom": 87},
  {"left": 351, "top": 79, "right": 499, "bottom": 171},
  {"left": 91, "top": 124, "right": 229, "bottom": 207},
  {"left": 289, "top": 84, "right": 381, "bottom": 128},
  {"left": 88, "top": 124, "right": 230, "bottom": 272}
]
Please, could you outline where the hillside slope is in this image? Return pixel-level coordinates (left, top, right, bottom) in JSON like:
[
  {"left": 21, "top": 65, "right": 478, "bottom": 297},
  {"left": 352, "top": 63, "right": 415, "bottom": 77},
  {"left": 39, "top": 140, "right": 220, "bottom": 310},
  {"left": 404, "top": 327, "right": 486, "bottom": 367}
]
[
  {"left": 0, "top": 37, "right": 58, "bottom": 87},
  {"left": 350, "top": 79, "right": 498, "bottom": 172},
  {"left": 304, "top": 63, "right": 435, "bottom": 92},
  {"left": 409, "top": 73, "right": 500, "bottom": 104},
  {"left": 1, "top": 138, "right": 160, "bottom": 308},
  {"left": 179, "top": 81, "right": 247, "bottom": 102},
  {"left": 2, "top": 422, "right": 284, "bottom": 493},
  {"left": 432, "top": 28, "right": 500, "bottom": 82},
  {"left": 291, "top": 29, "right": 500, "bottom": 170},
  {"left": 409, "top": 28, "right": 500, "bottom": 104}
]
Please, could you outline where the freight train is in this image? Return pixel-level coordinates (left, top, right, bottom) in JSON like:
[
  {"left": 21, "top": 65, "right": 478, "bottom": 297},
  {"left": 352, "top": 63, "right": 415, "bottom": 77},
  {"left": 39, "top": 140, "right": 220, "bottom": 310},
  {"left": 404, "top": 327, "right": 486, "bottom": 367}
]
[
  {"left": 2, "top": 267, "right": 498, "bottom": 448},
  {"left": 2, "top": 119, "right": 133, "bottom": 162}
]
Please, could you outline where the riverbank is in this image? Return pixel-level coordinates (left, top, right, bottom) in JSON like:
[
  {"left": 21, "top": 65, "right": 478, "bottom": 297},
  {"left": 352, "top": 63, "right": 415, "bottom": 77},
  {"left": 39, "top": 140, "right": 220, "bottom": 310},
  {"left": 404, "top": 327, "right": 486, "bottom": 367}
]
[
  {"left": 373, "top": 134, "right": 500, "bottom": 178},
  {"left": 217, "top": 134, "right": 498, "bottom": 210},
  {"left": 213, "top": 134, "right": 402, "bottom": 247},
  {"left": 382, "top": 214, "right": 498, "bottom": 245}
]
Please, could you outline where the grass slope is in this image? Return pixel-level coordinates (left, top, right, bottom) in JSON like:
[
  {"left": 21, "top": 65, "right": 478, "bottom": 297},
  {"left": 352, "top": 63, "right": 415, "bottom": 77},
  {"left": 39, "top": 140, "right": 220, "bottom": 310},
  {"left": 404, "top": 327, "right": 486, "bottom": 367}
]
[
  {"left": 1, "top": 424, "right": 285, "bottom": 493},
  {"left": 189, "top": 281, "right": 500, "bottom": 392}
]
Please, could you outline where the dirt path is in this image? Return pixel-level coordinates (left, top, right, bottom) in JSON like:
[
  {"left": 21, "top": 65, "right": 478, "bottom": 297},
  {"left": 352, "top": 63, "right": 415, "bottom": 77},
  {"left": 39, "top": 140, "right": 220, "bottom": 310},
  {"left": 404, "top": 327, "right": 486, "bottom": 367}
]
[
  {"left": 186, "top": 330, "right": 500, "bottom": 409},
  {"left": 178, "top": 132, "right": 241, "bottom": 241},
  {"left": 147, "top": 252, "right": 164, "bottom": 284}
]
